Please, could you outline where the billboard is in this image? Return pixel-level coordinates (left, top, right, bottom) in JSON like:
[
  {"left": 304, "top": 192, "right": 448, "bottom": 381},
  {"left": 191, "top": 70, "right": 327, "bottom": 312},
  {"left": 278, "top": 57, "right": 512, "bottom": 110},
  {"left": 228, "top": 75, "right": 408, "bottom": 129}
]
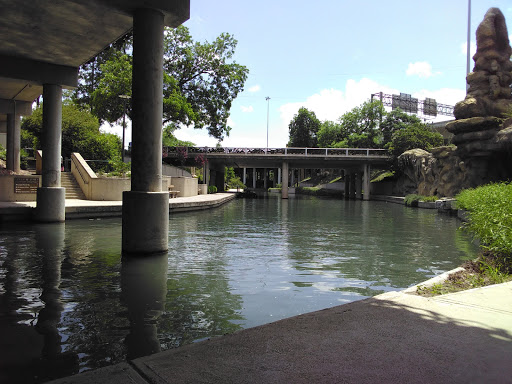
[{"left": 391, "top": 93, "right": 418, "bottom": 114}]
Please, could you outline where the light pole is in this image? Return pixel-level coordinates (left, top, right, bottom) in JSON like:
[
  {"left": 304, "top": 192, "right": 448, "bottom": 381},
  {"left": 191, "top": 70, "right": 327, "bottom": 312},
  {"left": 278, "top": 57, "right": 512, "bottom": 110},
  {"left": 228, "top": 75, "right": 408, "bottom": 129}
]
[
  {"left": 466, "top": 0, "right": 471, "bottom": 90},
  {"left": 265, "top": 96, "right": 270, "bottom": 151},
  {"left": 119, "top": 94, "right": 131, "bottom": 163}
]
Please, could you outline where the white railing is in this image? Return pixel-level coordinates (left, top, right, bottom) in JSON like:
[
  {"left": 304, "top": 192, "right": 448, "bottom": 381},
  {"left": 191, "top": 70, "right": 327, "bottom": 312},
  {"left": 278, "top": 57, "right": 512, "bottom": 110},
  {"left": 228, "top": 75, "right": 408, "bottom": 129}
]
[{"left": 163, "top": 146, "right": 389, "bottom": 157}]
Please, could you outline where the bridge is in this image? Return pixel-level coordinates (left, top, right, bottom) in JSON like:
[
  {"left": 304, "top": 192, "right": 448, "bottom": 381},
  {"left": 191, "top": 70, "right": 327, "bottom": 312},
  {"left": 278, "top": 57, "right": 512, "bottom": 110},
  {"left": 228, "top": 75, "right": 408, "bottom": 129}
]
[{"left": 163, "top": 147, "right": 391, "bottom": 200}]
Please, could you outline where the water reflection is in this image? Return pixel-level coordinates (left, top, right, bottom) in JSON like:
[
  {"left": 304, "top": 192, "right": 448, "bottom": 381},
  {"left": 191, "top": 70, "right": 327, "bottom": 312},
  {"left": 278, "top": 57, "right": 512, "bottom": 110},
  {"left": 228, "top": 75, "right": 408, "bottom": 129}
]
[
  {"left": 0, "top": 198, "right": 478, "bottom": 383},
  {"left": 121, "top": 253, "right": 167, "bottom": 360}
]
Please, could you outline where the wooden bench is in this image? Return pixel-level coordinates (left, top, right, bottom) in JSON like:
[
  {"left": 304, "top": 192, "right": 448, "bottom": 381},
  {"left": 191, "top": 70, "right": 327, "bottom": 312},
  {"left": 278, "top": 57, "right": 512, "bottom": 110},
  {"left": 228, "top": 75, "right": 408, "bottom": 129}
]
[{"left": 168, "top": 185, "right": 180, "bottom": 198}]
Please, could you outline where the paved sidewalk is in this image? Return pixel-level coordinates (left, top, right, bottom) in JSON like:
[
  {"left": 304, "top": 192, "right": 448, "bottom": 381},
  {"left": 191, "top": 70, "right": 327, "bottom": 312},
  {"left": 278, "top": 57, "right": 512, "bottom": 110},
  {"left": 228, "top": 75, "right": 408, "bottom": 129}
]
[
  {"left": 49, "top": 281, "right": 512, "bottom": 384},
  {"left": 0, "top": 193, "right": 236, "bottom": 221}
]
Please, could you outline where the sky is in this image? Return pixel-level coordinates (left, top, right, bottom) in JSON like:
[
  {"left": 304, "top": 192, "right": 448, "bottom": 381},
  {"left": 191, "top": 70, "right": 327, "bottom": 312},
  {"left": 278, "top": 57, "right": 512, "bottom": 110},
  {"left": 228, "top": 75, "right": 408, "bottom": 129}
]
[{"left": 103, "top": 1, "right": 512, "bottom": 149}]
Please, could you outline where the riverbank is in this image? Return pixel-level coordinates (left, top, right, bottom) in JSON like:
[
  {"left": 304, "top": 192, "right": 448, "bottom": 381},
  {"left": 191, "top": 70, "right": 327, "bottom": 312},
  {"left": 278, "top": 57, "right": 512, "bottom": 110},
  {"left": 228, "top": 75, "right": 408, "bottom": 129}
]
[
  {"left": 48, "top": 279, "right": 512, "bottom": 383},
  {"left": 0, "top": 193, "right": 236, "bottom": 222}
]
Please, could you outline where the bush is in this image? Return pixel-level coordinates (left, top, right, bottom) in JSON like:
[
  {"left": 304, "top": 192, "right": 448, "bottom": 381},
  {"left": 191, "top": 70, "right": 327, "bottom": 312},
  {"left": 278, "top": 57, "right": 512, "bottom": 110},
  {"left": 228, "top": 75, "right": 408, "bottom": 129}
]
[
  {"left": 0, "top": 144, "right": 5, "bottom": 161},
  {"left": 404, "top": 194, "right": 438, "bottom": 206},
  {"left": 456, "top": 182, "right": 512, "bottom": 255},
  {"left": 208, "top": 185, "right": 217, "bottom": 194}
]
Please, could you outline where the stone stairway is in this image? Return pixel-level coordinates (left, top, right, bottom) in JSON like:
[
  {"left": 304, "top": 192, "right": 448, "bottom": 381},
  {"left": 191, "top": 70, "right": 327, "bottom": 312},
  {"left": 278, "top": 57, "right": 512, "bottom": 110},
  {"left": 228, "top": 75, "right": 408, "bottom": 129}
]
[{"left": 61, "top": 172, "right": 86, "bottom": 200}]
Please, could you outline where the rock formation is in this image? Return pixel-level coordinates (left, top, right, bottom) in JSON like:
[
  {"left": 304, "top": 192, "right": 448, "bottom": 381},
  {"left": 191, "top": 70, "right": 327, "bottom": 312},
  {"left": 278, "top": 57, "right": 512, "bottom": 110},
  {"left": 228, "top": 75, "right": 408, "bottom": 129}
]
[
  {"left": 454, "top": 8, "right": 512, "bottom": 119},
  {"left": 395, "top": 8, "right": 512, "bottom": 197}
]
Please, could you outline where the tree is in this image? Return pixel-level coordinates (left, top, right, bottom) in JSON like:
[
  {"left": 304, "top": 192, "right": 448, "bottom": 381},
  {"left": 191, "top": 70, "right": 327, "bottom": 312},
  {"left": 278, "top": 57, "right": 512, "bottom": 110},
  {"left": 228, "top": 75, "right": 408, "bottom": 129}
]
[
  {"left": 380, "top": 108, "right": 423, "bottom": 146},
  {"left": 338, "top": 100, "right": 384, "bottom": 148},
  {"left": 388, "top": 123, "right": 444, "bottom": 160},
  {"left": 21, "top": 103, "right": 121, "bottom": 161},
  {"left": 288, "top": 107, "right": 321, "bottom": 147},
  {"left": 317, "top": 120, "right": 344, "bottom": 148},
  {"left": 75, "top": 26, "right": 248, "bottom": 142}
]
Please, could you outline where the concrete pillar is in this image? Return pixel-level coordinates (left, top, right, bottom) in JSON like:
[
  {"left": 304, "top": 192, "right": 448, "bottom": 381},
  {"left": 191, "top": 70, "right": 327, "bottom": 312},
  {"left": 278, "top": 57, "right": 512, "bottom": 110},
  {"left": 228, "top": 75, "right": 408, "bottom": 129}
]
[
  {"left": 355, "top": 172, "right": 362, "bottom": 200},
  {"left": 264, "top": 168, "right": 268, "bottom": 189},
  {"left": 282, "top": 162, "right": 289, "bottom": 199},
  {"left": 349, "top": 173, "right": 356, "bottom": 200},
  {"left": 291, "top": 169, "right": 295, "bottom": 187},
  {"left": 344, "top": 172, "right": 350, "bottom": 200},
  {"left": 243, "top": 167, "right": 247, "bottom": 185},
  {"left": 203, "top": 162, "right": 210, "bottom": 186},
  {"left": 216, "top": 170, "right": 224, "bottom": 192},
  {"left": 278, "top": 168, "right": 282, "bottom": 185},
  {"left": 363, "top": 164, "right": 371, "bottom": 201},
  {"left": 252, "top": 168, "right": 256, "bottom": 189},
  {"left": 35, "top": 84, "right": 65, "bottom": 222},
  {"left": 122, "top": 8, "right": 168, "bottom": 254},
  {"left": 6, "top": 112, "right": 20, "bottom": 173}
]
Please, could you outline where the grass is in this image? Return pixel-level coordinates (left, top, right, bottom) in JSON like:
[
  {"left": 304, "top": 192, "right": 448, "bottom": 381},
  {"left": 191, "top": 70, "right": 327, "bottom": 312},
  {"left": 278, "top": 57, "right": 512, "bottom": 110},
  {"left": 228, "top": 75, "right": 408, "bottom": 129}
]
[
  {"left": 417, "top": 182, "right": 512, "bottom": 296},
  {"left": 404, "top": 194, "right": 438, "bottom": 206}
]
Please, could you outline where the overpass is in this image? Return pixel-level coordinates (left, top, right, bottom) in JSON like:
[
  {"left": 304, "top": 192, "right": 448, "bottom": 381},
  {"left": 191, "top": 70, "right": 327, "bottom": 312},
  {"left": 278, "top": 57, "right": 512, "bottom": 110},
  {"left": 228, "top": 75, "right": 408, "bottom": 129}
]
[{"left": 163, "top": 147, "right": 391, "bottom": 200}]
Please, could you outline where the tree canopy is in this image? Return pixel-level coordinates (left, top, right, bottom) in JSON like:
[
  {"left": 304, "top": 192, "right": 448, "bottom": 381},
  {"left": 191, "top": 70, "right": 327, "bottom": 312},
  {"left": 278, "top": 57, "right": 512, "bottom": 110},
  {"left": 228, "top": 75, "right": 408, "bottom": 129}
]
[
  {"left": 74, "top": 26, "right": 248, "bottom": 142},
  {"left": 288, "top": 107, "right": 321, "bottom": 147},
  {"left": 21, "top": 103, "right": 121, "bottom": 161}
]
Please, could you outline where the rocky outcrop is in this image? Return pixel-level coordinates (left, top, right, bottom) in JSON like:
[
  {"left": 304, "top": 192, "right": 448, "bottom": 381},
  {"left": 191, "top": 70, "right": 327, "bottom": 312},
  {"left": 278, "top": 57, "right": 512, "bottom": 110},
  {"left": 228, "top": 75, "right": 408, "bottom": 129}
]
[{"left": 454, "top": 8, "right": 512, "bottom": 119}]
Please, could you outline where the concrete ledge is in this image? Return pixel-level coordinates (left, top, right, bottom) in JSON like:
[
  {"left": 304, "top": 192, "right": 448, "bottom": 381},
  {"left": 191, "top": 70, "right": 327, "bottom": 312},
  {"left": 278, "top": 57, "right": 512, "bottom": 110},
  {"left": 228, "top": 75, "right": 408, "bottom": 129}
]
[
  {"left": 47, "top": 362, "right": 146, "bottom": 384},
  {"left": 371, "top": 195, "right": 405, "bottom": 204}
]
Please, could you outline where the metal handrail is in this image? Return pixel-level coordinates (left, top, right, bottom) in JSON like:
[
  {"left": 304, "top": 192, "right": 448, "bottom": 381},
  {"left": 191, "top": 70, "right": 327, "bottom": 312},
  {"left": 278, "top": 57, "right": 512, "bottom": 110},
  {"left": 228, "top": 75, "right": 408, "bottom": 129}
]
[{"left": 163, "top": 146, "right": 389, "bottom": 157}]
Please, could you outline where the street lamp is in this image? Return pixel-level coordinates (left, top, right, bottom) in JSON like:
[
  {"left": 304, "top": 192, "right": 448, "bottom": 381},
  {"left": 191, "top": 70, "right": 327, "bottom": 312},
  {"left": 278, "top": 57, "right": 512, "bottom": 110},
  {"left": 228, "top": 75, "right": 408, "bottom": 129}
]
[
  {"left": 119, "top": 94, "right": 131, "bottom": 163},
  {"left": 265, "top": 96, "right": 270, "bottom": 151}
]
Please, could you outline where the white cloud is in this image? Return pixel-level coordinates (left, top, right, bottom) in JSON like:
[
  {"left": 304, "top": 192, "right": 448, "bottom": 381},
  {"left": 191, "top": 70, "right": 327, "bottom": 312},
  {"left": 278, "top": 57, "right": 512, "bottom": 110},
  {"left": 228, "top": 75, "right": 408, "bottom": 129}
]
[
  {"left": 406, "top": 61, "right": 439, "bottom": 78},
  {"left": 460, "top": 41, "right": 477, "bottom": 60},
  {"left": 240, "top": 105, "right": 254, "bottom": 113},
  {"left": 275, "top": 78, "right": 399, "bottom": 147},
  {"left": 248, "top": 85, "right": 261, "bottom": 93}
]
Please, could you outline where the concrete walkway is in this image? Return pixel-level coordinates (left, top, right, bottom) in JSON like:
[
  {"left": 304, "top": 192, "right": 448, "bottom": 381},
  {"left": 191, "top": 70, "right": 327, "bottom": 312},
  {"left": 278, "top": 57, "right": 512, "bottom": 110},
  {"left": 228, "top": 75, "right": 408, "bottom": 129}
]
[
  {"left": 0, "top": 193, "right": 236, "bottom": 221},
  {"left": 49, "top": 281, "right": 512, "bottom": 384}
]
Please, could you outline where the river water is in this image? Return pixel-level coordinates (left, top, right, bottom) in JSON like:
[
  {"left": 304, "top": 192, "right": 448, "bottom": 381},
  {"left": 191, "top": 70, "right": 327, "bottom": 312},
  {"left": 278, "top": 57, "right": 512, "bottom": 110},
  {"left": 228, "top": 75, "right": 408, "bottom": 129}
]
[{"left": 0, "top": 196, "right": 477, "bottom": 383}]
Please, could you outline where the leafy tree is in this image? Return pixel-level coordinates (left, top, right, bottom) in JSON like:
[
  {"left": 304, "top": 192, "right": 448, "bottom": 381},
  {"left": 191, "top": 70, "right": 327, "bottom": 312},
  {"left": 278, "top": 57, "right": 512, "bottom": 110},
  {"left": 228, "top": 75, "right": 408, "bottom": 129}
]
[
  {"left": 75, "top": 26, "right": 248, "bottom": 142},
  {"left": 288, "top": 107, "right": 321, "bottom": 147},
  {"left": 380, "top": 108, "right": 422, "bottom": 146},
  {"left": 338, "top": 100, "right": 384, "bottom": 148},
  {"left": 21, "top": 103, "right": 121, "bottom": 161},
  {"left": 388, "top": 123, "right": 443, "bottom": 160},
  {"left": 317, "top": 120, "right": 344, "bottom": 147}
]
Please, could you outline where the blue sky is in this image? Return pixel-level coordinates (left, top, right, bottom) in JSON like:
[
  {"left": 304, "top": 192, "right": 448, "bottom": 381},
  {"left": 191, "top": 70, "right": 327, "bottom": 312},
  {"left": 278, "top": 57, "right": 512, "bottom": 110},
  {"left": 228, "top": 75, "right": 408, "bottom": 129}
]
[{"left": 106, "top": 1, "right": 512, "bottom": 148}]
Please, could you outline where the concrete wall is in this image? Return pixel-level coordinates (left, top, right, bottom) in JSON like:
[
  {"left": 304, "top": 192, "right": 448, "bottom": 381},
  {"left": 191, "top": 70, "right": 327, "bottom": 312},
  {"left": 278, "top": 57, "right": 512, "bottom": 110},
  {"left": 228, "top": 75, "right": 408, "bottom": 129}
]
[
  {"left": 0, "top": 174, "right": 41, "bottom": 201},
  {"left": 170, "top": 176, "right": 198, "bottom": 197}
]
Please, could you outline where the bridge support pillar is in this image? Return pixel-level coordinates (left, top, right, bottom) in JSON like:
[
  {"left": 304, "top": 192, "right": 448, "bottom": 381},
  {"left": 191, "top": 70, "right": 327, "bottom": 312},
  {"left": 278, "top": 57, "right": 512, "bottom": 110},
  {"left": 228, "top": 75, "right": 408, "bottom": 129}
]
[
  {"left": 264, "top": 168, "right": 268, "bottom": 189},
  {"left": 252, "top": 168, "right": 256, "bottom": 189},
  {"left": 282, "top": 162, "right": 289, "bottom": 199},
  {"left": 278, "top": 168, "right": 282, "bottom": 185},
  {"left": 35, "top": 84, "right": 65, "bottom": 222},
  {"left": 363, "top": 164, "right": 371, "bottom": 201},
  {"left": 349, "top": 173, "right": 356, "bottom": 200},
  {"left": 242, "top": 167, "right": 246, "bottom": 185},
  {"left": 6, "top": 112, "right": 21, "bottom": 173},
  {"left": 355, "top": 172, "right": 362, "bottom": 200},
  {"left": 122, "top": 8, "right": 168, "bottom": 255},
  {"left": 344, "top": 172, "right": 350, "bottom": 200}
]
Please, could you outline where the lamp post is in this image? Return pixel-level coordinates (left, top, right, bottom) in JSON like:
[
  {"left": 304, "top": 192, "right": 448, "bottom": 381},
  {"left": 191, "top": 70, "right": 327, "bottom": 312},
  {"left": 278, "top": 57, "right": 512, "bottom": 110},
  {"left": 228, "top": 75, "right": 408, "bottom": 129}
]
[
  {"left": 265, "top": 96, "right": 270, "bottom": 152},
  {"left": 119, "top": 95, "right": 131, "bottom": 163}
]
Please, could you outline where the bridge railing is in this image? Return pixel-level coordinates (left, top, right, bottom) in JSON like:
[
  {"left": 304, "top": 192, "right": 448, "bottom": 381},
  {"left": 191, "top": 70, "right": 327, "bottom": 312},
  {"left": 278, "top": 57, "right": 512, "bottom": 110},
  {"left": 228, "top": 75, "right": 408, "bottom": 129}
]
[{"left": 163, "top": 146, "right": 389, "bottom": 157}]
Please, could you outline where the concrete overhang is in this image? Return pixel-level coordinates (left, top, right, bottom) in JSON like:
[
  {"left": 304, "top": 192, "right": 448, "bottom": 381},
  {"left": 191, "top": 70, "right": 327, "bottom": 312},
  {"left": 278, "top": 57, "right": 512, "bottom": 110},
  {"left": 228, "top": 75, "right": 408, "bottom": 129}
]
[{"left": 0, "top": 0, "right": 189, "bottom": 116}]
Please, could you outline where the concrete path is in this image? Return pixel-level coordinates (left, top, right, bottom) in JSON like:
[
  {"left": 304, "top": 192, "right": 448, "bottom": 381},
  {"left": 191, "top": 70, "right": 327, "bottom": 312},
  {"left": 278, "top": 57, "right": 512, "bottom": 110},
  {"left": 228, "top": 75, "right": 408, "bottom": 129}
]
[
  {"left": 0, "top": 193, "right": 236, "bottom": 221},
  {"left": 49, "top": 281, "right": 512, "bottom": 384}
]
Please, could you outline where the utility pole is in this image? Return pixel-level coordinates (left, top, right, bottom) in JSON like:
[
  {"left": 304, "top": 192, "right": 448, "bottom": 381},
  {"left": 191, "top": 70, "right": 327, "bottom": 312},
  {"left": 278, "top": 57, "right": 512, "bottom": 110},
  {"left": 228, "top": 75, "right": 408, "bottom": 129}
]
[{"left": 266, "top": 96, "right": 270, "bottom": 152}]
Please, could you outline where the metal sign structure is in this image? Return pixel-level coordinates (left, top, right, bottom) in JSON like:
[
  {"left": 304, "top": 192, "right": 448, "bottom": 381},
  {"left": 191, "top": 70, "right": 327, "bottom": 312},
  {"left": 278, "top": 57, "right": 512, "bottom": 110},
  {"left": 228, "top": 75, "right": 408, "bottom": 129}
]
[{"left": 371, "top": 92, "right": 454, "bottom": 118}]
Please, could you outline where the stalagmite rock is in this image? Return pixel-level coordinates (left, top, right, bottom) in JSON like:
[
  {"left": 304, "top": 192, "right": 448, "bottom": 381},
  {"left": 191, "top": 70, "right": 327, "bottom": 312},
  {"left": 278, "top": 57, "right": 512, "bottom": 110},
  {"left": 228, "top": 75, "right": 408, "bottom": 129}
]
[{"left": 454, "top": 8, "right": 512, "bottom": 119}]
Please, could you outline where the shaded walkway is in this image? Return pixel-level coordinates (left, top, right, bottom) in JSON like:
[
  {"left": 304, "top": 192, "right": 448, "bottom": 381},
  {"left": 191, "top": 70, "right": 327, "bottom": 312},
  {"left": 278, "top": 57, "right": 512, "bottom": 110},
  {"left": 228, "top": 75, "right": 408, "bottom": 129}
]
[{"left": 49, "top": 281, "right": 512, "bottom": 383}]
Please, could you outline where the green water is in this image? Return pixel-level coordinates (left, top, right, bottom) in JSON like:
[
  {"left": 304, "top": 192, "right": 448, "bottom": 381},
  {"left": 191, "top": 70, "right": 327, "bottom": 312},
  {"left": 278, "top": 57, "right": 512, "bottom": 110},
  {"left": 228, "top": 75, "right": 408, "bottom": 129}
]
[{"left": 0, "top": 197, "right": 477, "bottom": 383}]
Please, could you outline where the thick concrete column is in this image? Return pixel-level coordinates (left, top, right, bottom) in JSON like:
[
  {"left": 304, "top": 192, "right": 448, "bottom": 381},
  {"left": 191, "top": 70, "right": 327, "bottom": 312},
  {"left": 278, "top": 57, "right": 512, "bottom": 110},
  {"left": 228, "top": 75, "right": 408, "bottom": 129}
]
[
  {"left": 203, "top": 162, "right": 210, "bottom": 186},
  {"left": 282, "top": 162, "right": 289, "bottom": 199},
  {"left": 35, "top": 84, "right": 65, "bottom": 222},
  {"left": 6, "top": 112, "right": 20, "bottom": 173},
  {"left": 355, "top": 172, "right": 362, "bottom": 200},
  {"left": 344, "top": 172, "right": 350, "bottom": 200},
  {"left": 263, "top": 168, "right": 268, "bottom": 189},
  {"left": 242, "top": 167, "right": 247, "bottom": 185},
  {"left": 122, "top": 8, "right": 168, "bottom": 254},
  {"left": 278, "top": 168, "right": 282, "bottom": 185},
  {"left": 291, "top": 169, "right": 295, "bottom": 187},
  {"left": 252, "top": 168, "right": 256, "bottom": 189},
  {"left": 349, "top": 173, "right": 356, "bottom": 200},
  {"left": 363, "top": 164, "right": 371, "bottom": 201}
]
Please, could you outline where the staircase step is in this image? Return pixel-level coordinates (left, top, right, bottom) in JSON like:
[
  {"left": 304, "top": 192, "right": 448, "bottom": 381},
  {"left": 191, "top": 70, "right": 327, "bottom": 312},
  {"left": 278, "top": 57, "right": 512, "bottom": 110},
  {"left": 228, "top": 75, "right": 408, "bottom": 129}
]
[{"left": 61, "top": 172, "right": 86, "bottom": 199}]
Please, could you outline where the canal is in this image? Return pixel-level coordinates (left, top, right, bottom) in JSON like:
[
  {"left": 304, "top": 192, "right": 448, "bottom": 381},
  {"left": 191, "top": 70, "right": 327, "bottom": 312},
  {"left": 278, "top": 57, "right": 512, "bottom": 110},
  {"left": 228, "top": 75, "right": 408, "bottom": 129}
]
[{"left": 0, "top": 196, "right": 477, "bottom": 383}]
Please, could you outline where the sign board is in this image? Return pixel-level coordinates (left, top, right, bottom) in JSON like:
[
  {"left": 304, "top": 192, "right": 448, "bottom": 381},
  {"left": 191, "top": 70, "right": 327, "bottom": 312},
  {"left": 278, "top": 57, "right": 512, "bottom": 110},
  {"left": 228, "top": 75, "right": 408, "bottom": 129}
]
[
  {"left": 14, "top": 177, "right": 39, "bottom": 194},
  {"left": 392, "top": 93, "right": 418, "bottom": 114},
  {"left": 424, "top": 97, "right": 438, "bottom": 117}
]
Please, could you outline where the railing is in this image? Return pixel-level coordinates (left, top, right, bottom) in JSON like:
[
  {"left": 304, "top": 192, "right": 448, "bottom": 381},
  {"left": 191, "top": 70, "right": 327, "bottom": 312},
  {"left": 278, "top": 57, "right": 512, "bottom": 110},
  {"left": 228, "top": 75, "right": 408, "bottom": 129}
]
[{"left": 163, "top": 146, "right": 389, "bottom": 157}]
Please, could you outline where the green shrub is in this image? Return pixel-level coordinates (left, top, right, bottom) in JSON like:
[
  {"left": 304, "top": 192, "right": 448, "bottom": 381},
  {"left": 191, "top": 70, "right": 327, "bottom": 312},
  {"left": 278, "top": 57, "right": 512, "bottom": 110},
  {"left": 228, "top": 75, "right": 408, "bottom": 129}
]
[
  {"left": 404, "top": 194, "right": 438, "bottom": 206},
  {"left": 208, "top": 185, "right": 217, "bottom": 194},
  {"left": 456, "top": 182, "right": 512, "bottom": 255},
  {"left": 0, "top": 144, "right": 6, "bottom": 161}
]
